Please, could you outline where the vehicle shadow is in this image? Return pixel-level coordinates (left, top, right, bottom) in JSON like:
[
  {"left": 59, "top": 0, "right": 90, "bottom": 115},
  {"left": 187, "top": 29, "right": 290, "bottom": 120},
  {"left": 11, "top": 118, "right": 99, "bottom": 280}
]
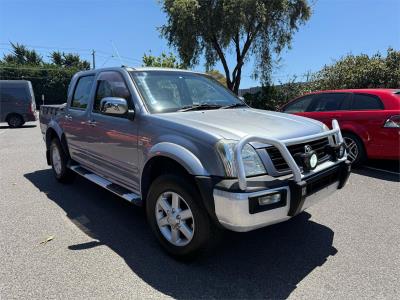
[
  {"left": 351, "top": 160, "right": 400, "bottom": 182},
  {"left": 352, "top": 168, "right": 399, "bottom": 182},
  {"left": 0, "top": 124, "right": 37, "bottom": 129},
  {"left": 24, "top": 169, "right": 337, "bottom": 299}
]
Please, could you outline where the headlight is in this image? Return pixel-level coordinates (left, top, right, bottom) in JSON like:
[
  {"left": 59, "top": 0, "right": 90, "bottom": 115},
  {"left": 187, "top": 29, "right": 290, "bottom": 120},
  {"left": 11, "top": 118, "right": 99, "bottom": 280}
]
[{"left": 216, "top": 140, "right": 267, "bottom": 177}]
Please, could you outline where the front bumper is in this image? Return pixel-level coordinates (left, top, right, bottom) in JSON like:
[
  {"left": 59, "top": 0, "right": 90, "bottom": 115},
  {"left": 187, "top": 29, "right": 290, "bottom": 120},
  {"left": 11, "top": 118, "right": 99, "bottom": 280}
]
[{"left": 213, "top": 160, "right": 351, "bottom": 232}]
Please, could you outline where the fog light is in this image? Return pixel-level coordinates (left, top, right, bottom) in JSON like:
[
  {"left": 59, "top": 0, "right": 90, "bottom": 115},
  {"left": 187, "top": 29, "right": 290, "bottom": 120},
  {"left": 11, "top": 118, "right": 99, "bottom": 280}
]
[
  {"left": 309, "top": 153, "right": 318, "bottom": 169},
  {"left": 258, "top": 193, "right": 281, "bottom": 206}
]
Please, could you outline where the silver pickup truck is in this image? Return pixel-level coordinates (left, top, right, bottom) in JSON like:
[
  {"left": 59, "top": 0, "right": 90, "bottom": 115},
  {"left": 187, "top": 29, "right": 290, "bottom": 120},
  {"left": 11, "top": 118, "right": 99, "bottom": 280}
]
[{"left": 40, "top": 67, "right": 351, "bottom": 258}]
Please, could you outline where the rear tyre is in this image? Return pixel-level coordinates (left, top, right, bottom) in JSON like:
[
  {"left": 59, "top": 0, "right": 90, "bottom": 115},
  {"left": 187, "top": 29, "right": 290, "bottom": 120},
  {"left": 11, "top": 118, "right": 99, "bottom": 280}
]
[
  {"left": 146, "top": 174, "right": 218, "bottom": 259},
  {"left": 50, "top": 139, "right": 75, "bottom": 183},
  {"left": 7, "top": 114, "right": 24, "bottom": 128},
  {"left": 343, "top": 133, "right": 366, "bottom": 166}
]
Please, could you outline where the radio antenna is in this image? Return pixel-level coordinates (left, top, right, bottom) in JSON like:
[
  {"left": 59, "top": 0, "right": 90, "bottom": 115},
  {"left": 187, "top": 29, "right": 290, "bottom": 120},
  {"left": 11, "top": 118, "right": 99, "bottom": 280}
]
[{"left": 111, "top": 41, "right": 126, "bottom": 67}]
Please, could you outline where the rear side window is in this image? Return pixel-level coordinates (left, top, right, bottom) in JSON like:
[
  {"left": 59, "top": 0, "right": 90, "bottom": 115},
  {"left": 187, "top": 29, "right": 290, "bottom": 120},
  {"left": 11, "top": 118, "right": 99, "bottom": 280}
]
[
  {"left": 71, "top": 76, "right": 95, "bottom": 109},
  {"left": 93, "top": 71, "right": 132, "bottom": 113},
  {"left": 351, "top": 94, "right": 383, "bottom": 110},
  {"left": 309, "top": 93, "right": 351, "bottom": 112},
  {"left": 283, "top": 95, "right": 314, "bottom": 113},
  {"left": 0, "top": 86, "right": 29, "bottom": 102}
]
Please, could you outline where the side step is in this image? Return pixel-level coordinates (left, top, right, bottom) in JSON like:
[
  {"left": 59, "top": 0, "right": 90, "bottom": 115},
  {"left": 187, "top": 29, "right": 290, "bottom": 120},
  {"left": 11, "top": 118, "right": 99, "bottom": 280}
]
[{"left": 70, "top": 165, "right": 141, "bottom": 205}]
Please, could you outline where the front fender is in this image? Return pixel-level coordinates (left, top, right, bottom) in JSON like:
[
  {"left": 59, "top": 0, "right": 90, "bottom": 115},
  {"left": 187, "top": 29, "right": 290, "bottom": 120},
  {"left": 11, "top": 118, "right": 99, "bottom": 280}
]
[{"left": 146, "top": 142, "right": 208, "bottom": 176}]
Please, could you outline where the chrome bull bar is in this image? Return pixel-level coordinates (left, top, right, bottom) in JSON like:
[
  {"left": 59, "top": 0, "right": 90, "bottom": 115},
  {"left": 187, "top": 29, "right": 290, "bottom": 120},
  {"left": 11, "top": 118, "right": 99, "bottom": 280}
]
[{"left": 234, "top": 119, "right": 345, "bottom": 191}]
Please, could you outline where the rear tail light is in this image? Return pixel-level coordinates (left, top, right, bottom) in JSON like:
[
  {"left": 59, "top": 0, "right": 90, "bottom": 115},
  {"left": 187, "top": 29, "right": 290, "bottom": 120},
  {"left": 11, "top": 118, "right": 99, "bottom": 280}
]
[{"left": 383, "top": 115, "right": 400, "bottom": 128}]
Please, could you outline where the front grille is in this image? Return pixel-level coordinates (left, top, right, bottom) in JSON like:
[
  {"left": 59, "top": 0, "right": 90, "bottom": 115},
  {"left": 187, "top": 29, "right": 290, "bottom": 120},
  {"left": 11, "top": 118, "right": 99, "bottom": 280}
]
[{"left": 265, "top": 137, "right": 330, "bottom": 172}]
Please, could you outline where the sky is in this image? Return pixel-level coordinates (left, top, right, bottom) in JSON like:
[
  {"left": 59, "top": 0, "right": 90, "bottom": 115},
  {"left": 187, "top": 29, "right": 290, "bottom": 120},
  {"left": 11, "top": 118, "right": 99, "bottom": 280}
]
[{"left": 0, "top": 0, "right": 399, "bottom": 88}]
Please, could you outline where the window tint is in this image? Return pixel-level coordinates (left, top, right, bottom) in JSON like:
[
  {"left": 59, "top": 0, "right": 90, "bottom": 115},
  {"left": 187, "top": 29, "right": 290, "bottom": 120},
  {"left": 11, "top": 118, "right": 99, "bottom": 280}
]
[
  {"left": 351, "top": 94, "right": 383, "bottom": 110},
  {"left": 71, "top": 76, "right": 94, "bottom": 109},
  {"left": 309, "top": 93, "right": 350, "bottom": 112},
  {"left": 93, "top": 71, "right": 131, "bottom": 113},
  {"left": 0, "top": 86, "right": 29, "bottom": 102},
  {"left": 283, "top": 95, "right": 313, "bottom": 113}
]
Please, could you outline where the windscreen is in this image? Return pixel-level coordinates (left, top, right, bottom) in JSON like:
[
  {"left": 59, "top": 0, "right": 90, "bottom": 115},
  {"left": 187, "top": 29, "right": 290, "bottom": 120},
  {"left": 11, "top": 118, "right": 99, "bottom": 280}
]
[{"left": 130, "top": 71, "right": 242, "bottom": 113}]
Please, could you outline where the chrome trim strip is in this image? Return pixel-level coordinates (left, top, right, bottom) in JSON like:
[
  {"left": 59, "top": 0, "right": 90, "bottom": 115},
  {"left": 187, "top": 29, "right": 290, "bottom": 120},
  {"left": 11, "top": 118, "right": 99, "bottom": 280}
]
[{"left": 234, "top": 119, "right": 345, "bottom": 190}]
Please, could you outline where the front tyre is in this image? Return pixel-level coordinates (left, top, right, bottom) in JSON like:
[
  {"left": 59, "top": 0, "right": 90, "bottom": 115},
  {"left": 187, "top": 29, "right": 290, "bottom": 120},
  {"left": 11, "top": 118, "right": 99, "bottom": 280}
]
[
  {"left": 50, "top": 139, "right": 75, "bottom": 183},
  {"left": 146, "top": 174, "right": 216, "bottom": 259},
  {"left": 343, "top": 133, "right": 365, "bottom": 166}
]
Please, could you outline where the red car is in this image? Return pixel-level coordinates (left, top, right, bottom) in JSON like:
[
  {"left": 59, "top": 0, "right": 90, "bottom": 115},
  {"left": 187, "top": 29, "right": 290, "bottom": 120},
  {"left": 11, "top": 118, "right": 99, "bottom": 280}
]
[{"left": 282, "top": 89, "right": 400, "bottom": 165}]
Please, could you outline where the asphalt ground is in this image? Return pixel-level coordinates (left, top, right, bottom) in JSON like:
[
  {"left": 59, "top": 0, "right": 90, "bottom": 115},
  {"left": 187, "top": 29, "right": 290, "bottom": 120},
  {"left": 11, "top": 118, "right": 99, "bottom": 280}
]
[{"left": 1, "top": 122, "right": 399, "bottom": 299}]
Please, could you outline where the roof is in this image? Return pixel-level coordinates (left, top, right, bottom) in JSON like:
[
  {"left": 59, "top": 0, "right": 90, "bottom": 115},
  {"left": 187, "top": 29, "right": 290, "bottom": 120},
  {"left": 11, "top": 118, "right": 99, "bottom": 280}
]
[
  {"left": 74, "top": 66, "right": 204, "bottom": 77},
  {"left": 308, "top": 88, "right": 400, "bottom": 96}
]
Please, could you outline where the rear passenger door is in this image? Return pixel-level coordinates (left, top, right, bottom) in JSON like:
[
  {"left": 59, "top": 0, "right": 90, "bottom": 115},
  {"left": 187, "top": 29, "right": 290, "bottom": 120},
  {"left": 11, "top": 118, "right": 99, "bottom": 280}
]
[
  {"left": 85, "top": 71, "right": 140, "bottom": 192},
  {"left": 63, "top": 75, "right": 95, "bottom": 163}
]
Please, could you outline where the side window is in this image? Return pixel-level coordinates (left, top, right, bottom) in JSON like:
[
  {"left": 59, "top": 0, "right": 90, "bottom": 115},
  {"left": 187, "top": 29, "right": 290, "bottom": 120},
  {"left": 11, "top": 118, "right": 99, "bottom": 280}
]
[
  {"left": 0, "top": 87, "right": 28, "bottom": 102},
  {"left": 351, "top": 94, "right": 383, "bottom": 110},
  {"left": 309, "top": 93, "right": 350, "bottom": 112},
  {"left": 283, "top": 95, "right": 314, "bottom": 113},
  {"left": 71, "top": 76, "right": 95, "bottom": 109},
  {"left": 93, "top": 71, "right": 132, "bottom": 113}
]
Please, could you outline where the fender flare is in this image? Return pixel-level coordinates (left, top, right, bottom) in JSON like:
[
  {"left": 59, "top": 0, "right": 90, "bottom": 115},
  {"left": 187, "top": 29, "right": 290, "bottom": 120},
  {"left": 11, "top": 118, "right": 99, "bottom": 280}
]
[
  {"left": 45, "top": 121, "right": 70, "bottom": 163},
  {"left": 145, "top": 142, "right": 208, "bottom": 176}
]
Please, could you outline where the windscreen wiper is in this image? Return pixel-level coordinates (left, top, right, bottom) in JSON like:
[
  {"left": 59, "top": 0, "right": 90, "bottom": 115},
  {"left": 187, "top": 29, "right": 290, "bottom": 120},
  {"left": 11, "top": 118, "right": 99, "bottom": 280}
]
[
  {"left": 220, "top": 103, "right": 247, "bottom": 109},
  {"left": 178, "top": 104, "right": 223, "bottom": 112}
]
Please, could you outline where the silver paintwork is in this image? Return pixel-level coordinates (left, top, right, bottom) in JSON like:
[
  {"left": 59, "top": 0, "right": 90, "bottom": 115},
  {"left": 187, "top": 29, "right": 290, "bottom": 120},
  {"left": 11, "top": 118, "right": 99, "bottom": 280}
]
[
  {"left": 214, "top": 180, "right": 340, "bottom": 232},
  {"left": 40, "top": 67, "right": 348, "bottom": 233}
]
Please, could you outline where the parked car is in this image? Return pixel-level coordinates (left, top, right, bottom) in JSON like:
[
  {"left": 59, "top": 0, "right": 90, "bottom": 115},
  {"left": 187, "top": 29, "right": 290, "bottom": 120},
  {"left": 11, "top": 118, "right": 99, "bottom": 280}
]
[
  {"left": 0, "top": 80, "right": 37, "bottom": 127},
  {"left": 40, "top": 67, "right": 350, "bottom": 258},
  {"left": 281, "top": 89, "right": 400, "bottom": 165}
]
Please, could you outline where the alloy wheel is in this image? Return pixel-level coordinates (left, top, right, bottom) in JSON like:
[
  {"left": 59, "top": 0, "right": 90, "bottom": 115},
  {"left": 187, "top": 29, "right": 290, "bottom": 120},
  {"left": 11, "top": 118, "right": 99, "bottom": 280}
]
[
  {"left": 344, "top": 137, "right": 359, "bottom": 163},
  {"left": 155, "top": 191, "right": 195, "bottom": 247},
  {"left": 51, "top": 145, "right": 62, "bottom": 175}
]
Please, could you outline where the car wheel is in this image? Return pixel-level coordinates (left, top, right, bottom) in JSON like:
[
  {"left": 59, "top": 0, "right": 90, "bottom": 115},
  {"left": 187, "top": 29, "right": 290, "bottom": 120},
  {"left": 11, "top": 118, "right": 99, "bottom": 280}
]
[
  {"left": 7, "top": 114, "right": 24, "bottom": 128},
  {"left": 343, "top": 133, "right": 365, "bottom": 166},
  {"left": 146, "top": 174, "right": 218, "bottom": 259},
  {"left": 50, "top": 139, "right": 75, "bottom": 183}
]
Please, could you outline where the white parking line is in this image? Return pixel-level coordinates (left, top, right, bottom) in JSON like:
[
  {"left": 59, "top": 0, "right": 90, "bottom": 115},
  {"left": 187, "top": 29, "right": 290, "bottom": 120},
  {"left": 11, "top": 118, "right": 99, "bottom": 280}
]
[
  {"left": 364, "top": 166, "right": 400, "bottom": 176},
  {"left": 0, "top": 130, "right": 6, "bottom": 135}
]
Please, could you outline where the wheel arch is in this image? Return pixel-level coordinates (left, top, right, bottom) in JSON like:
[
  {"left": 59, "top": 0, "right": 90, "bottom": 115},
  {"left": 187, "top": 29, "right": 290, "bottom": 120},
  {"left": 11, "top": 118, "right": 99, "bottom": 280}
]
[
  {"left": 45, "top": 124, "right": 70, "bottom": 165},
  {"left": 141, "top": 155, "right": 194, "bottom": 204},
  {"left": 5, "top": 112, "right": 23, "bottom": 122}
]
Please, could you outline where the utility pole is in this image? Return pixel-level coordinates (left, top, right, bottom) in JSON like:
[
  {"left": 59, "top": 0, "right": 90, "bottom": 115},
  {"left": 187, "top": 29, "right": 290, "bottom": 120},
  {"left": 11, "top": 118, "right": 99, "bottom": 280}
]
[{"left": 91, "top": 50, "right": 96, "bottom": 69}]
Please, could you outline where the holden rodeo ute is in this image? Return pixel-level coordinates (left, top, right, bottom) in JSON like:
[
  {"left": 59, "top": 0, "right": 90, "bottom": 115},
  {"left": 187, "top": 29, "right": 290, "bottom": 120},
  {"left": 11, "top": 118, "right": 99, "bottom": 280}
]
[{"left": 40, "top": 67, "right": 351, "bottom": 258}]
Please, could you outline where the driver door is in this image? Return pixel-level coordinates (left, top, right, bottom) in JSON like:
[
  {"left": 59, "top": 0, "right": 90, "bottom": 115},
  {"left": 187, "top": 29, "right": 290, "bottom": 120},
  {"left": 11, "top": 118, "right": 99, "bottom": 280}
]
[{"left": 85, "top": 71, "right": 140, "bottom": 192}]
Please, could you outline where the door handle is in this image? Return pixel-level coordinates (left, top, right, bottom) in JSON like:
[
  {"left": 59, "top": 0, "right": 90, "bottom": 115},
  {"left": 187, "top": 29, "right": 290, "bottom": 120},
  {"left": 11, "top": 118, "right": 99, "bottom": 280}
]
[
  {"left": 65, "top": 114, "right": 72, "bottom": 121},
  {"left": 87, "top": 120, "right": 97, "bottom": 127}
]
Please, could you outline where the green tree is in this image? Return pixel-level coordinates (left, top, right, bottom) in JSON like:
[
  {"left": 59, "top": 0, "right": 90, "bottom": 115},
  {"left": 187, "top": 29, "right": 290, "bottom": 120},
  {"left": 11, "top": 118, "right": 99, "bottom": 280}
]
[
  {"left": 142, "top": 51, "right": 184, "bottom": 68},
  {"left": 50, "top": 51, "right": 90, "bottom": 69},
  {"left": 206, "top": 69, "right": 227, "bottom": 86},
  {"left": 2, "top": 42, "right": 43, "bottom": 65},
  {"left": 0, "top": 43, "right": 91, "bottom": 106},
  {"left": 243, "top": 48, "right": 400, "bottom": 111},
  {"left": 160, "top": 0, "right": 311, "bottom": 94},
  {"left": 309, "top": 48, "right": 400, "bottom": 90}
]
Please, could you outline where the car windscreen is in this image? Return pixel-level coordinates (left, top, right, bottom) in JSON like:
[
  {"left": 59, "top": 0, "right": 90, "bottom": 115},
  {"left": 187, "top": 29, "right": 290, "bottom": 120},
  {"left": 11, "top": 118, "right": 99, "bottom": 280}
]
[{"left": 129, "top": 71, "right": 242, "bottom": 113}]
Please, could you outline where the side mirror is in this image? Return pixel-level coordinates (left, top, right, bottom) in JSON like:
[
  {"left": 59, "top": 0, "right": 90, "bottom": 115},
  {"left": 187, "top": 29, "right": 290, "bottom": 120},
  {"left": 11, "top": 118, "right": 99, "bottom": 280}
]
[{"left": 100, "top": 97, "right": 128, "bottom": 115}]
